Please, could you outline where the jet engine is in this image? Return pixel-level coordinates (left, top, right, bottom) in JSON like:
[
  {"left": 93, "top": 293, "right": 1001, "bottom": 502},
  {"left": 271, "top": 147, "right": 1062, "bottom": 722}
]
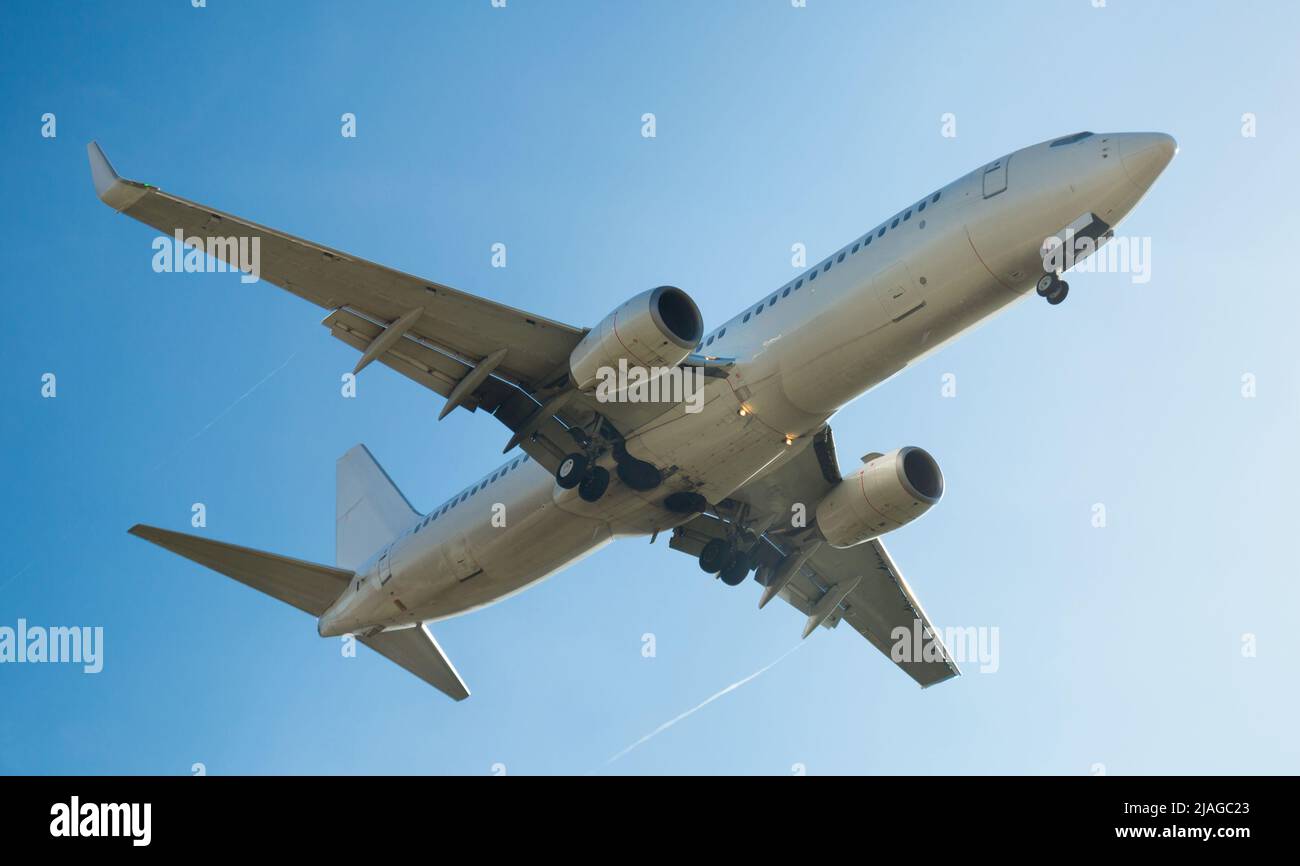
[
  {"left": 569, "top": 286, "right": 704, "bottom": 391},
  {"left": 815, "top": 447, "right": 944, "bottom": 548}
]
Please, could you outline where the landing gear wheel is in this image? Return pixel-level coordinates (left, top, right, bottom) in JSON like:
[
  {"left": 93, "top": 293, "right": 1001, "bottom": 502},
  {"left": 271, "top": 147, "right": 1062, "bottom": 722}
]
[
  {"left": 556, "top": 453, "right": 588, "bottom": 489},
  {"left": 1046, "top": 281, "right": 1069, "bottom": 305},
  {"left": 719, "top": 549, "right": 752, "bottom": 586},
  {"left": 578, "top": 466, "right": 610, "bottom": 503},
  {"left": 616, "top": 458, "right": 662, "bottom": 492},
  {"left": 663, "top": 491, "right": 708, "bottom": 515},
  {"left": 1036, "top": 273, "right": 1058, "bottom": 297},
  {"left": 699, "top": 538, "right": 729, "bottom": 574}
]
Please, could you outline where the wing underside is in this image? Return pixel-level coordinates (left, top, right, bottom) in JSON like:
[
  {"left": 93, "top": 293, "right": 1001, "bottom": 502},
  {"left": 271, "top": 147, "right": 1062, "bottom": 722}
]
[
  {"left": 671, "top": 426, "right": 960, "bottom": 688},
  {"left": 88, "top": 142, "right": 587, "bottom": 470}
]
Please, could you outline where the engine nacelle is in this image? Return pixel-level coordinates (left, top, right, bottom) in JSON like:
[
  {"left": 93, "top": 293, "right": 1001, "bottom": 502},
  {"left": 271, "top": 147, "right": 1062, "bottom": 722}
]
[
  {"left": 815, "top": 447, "right": 944, "bottom": 548},
  {"left": 569, "top": 286, "right": 704, "bottom": 392}
]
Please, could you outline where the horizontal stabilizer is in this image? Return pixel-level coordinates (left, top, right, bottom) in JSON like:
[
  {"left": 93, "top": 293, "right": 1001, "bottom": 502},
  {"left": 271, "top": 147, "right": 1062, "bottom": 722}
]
[
  {"left": 361, "top": 625, "right": 470, "bottom": 701},
  {"left": 129, "top": 524, "right": 352, "bottom": 617}
]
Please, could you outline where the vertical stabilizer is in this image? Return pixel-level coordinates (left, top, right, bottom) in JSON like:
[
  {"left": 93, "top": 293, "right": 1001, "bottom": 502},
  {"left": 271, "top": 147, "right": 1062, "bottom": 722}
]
[{"left": 336, "top": 444, "right": 418, "bottom": 570}]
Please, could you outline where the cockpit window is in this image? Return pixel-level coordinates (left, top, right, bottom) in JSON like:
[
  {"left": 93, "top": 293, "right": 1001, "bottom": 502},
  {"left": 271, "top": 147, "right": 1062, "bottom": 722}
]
[{"left": 1050, "top": 131, "right": 1094, "bottom": 147}]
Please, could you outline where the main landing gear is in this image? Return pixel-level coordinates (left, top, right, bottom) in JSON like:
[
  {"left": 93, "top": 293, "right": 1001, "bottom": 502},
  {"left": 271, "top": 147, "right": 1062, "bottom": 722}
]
[
  {"left": 556, "top": 452, "right": 610, "bottom": 503},
  {"left": 555, "top": 437, "right": 660, "bottom": 504},
  {"left": 611, "top": 441, "right": 662, "bottom": 492},
  {"left": 698, "top": 537, "right": 757, "bottom": 587},
  {"left": 1036, "top": 272, "right": 1069, "bottom": 306}
]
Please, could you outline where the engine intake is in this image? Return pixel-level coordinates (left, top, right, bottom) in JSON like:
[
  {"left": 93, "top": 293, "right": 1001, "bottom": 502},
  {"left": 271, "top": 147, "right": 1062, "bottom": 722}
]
[
  {"left": 815, "top": 447, "right": 943, "bottom": 548},
  {"left": 570, "top": 286, "right": 704, "bottom": 392}
]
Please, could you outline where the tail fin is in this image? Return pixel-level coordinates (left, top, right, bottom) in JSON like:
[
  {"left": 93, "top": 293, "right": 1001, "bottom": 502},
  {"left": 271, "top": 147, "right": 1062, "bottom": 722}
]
[{"left": 336, "top": 444, "right": 418, "bottom": 571}]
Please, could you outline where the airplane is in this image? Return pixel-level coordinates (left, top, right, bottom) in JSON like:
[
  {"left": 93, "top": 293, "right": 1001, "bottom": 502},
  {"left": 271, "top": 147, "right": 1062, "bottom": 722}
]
[{"left": 91, "top": 130, "right": 1176, "bottom": 700}]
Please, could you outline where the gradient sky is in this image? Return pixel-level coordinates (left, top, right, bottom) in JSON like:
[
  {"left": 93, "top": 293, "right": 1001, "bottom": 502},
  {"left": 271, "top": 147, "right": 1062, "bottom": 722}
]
[{"left": 2, "top": 0, "right": 1297, "bottom": 775}]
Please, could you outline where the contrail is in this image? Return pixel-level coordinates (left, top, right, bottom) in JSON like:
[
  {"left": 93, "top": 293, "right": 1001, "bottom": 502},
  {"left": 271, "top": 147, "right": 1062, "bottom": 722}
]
[
  {"left": 0, "top": 562, "right": 33, "bottom": 594},
  {"left": 605, "top": 643, "right": 803, "bottom": 766},
  {"left": 152, "top": 351, "right": 299, "bottom": 470}
]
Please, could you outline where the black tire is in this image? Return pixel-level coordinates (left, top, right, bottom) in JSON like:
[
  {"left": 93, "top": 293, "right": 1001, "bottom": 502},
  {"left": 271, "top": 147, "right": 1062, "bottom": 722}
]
[
  {"left": 578, "top": 466, "right": 610, "bottom": 503},
  {"left": 1047, "top": 282, "right": 1069, "bottom": 305},
  {"left": 1036, "top": 273, "right": 1057, "bottom": 297},
  {"left": 663, "top": 491, "right": 707, "bottom": 515},
  {"left": 616, "top": 458, "right": 662, "bottom": 491},
  {"left": 699, "top": 538, "right": 729, "bottom": 574},
  {"left": 719, "top": 550, "right": 752, "bottom": 586},
  {"left": 556, "top": 453, "right": 588, "bottom": 489}
]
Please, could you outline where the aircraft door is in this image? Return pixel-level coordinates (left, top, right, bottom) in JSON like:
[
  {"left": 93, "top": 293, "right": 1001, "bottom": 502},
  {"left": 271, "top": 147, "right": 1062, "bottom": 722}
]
[
  {"left": 874, "top": 260, "right": 924, "bottom": 322},
  {"left": 444, "top": 535, "right": 483, "bottom": 582},
  {"left": 377, "top": 546, "right": 393, "bottom": 586},
  {"left": 982, "top": 156, "right": 1009, "bottom": 198}
]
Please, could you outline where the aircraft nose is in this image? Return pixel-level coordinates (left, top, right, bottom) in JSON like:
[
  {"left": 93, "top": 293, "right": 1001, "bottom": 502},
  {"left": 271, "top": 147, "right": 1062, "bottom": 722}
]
[{"left": 1119, "top": 132, "right": 1177, "bottom": 189}]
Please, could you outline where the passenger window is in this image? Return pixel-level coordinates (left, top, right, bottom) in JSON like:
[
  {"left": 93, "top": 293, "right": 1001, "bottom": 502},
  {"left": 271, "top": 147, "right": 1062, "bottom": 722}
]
[
  {"left": 822, "top": 262, "right": 831, "bottom": 273},
  {"left": 718, "top": 328, "right": 726, "bottom": 338},
  {"left": 837, "top": 252, "right": 845, "bottom": 263},
  {"left": 743, "top": 313, "right": 751, "bottom": 323},
  {"left": 865, "top": 235, "right": 872, "bottom": 246},
  {"left": 782, "top": 286, "right": 790, "bottom": 297},
  {"left": 768, "top": 295, "right": 776, "bottom": 307},
  {"left": 877, "top": 226, "right": 886, "bottom": 238},
  {"left": 903, "top": 209, "right": 911, "bottom": 221},
  {"left": 852, "top": 243, "right": 859, "bottom": 254},
  {"left": 795, "top": 279, "right": 802, "bottom": 289},
  {"left": 891, "top": 217, "right": 900, "bottom": 229},
  {"left": 809, "top": 270, "right": 817, "bottom": 281},
  {"left": 932, "top": 191, "right": 940, "bottom": 203},
  {"left": 918, "top": 200, "right": 926, "bottom": 212}
]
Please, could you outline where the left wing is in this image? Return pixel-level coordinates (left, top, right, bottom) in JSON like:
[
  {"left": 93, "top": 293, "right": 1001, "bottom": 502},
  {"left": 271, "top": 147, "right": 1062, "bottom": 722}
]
[{"left": 670, "top": 427, "right": 960, "bottom": 688}]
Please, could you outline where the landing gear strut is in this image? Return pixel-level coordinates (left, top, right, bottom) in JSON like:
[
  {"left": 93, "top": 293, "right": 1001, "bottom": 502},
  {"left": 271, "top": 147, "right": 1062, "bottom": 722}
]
[{"left": 1036, "top": 272, "right": 1069, "bottom": 306}]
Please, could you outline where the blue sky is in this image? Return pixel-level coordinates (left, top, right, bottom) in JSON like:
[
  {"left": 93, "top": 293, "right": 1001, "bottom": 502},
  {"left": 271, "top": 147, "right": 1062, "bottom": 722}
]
[{"left": 2, "top": 0, "right": 1298, "bottom": 775}]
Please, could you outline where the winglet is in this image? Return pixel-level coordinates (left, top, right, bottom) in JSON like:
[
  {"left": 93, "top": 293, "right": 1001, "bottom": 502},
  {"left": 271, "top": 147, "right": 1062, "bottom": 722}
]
[{"left": 86, "top": 141, "right": 148, "bottom": 211}]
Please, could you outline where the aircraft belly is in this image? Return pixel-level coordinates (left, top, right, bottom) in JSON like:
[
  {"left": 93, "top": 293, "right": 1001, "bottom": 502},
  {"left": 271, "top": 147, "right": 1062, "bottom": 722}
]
[{"left": 415, "top": 477, "right": 613, "bottom": 621}]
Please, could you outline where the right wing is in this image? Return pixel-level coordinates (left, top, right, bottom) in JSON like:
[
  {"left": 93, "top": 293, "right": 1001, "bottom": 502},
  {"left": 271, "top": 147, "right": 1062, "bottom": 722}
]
[{"left": 88, "top": 142, "right": 583, "bottom": 470}]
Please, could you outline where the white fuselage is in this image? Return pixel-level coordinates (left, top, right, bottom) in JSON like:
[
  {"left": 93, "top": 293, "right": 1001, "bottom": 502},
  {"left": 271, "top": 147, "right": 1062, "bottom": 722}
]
[{"left": 318, "top": 131, "right": 1175, "bottom": 638}]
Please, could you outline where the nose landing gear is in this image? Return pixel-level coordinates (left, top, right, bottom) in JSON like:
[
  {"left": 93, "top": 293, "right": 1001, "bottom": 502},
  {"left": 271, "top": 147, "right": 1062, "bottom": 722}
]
[{"left": 1036, "top": 272, "right": 1069, "bottom": 306}]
